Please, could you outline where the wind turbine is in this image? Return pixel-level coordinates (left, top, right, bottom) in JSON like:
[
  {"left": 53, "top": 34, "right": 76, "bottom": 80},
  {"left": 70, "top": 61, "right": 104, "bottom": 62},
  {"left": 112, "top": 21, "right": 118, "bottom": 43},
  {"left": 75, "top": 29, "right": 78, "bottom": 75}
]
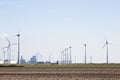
[
  {"left": 4, "top": 38, "right": 16, "bottom": 64},
  {"left": 1, "top": 47, "right": 6, "bottom": 64},
  {"left": 6, "top": 38, "right": 11, "bottom": 64},
  {"left": 81, "top": 43, "right": 87, "bottom": 64},
  {"left": 16, "top": 34, "right": 20, "bottom": 64},
  {"left": 69, "top": 46, "right": 72, "bottom": 64},
  {"left": 66, "top": 48, "right": 69, "bottom": 64},
  {"left": 64, "top": 48, "right": 67, "bottom": 64},
  {"left": 60, "top": 51, "right": 63, "bottom": 64},
  {"left": 103, "top": 39, "right": 109, "bottom": 64},
  {"left": 62, "top": 50, "right": 65, "bottom": 64}
]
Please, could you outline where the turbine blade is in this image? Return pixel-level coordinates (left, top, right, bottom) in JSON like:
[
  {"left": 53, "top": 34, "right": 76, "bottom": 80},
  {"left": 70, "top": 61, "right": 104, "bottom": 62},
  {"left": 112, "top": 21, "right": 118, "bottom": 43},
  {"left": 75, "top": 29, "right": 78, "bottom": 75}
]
[
  {"left": 103, "top": 43, "right": 106, "bottom": 48},
  {"left": 80, "top": 42, "right": 84, "bottom": 45},
  {"left": 81, "top": 42, "right": 86, "bottom": 46},
  {"left": 105, "top": 37, "right": 108, "bottom": 44},
  {"left": 3, "top": 46, "right": 9, "bottom": 49},
  {"left": 11, "top": 43, "right": 17, "bottom": 45},
  {"left": 6, "top": 38, "right": 10, "bottom": 45}
]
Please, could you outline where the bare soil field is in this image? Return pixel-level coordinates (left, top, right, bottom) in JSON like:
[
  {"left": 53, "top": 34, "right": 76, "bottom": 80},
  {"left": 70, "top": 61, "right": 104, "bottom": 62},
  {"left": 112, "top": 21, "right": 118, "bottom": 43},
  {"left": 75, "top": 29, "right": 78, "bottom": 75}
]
[{"left": 0, "top": 66, "right": 120, "bottom": 80}]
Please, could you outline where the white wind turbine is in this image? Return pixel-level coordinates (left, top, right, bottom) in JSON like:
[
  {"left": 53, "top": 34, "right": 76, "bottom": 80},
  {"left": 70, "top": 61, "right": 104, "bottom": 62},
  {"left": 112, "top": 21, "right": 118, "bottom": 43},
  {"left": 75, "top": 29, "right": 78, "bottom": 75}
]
[
  {"left": 81, "top": 43, "right": 87, "bottom": 64},
  {"left": 103, "top": 38, "right": 109, "bottom": 64},
  {"left": 4, "top": 38, "right": 16, "bottom": 64}
]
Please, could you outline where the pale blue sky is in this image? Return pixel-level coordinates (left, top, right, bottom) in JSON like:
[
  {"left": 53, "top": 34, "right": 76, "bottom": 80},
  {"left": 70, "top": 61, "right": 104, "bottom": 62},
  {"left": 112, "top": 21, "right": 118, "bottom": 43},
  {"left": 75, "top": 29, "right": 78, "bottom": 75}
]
[{"left": 0, "top": 0, "right": 120, "bottom": 63}]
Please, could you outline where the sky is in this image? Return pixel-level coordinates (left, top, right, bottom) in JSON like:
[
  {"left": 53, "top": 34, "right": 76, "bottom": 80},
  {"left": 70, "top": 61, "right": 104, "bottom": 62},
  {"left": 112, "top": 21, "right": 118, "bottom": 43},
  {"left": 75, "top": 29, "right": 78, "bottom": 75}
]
[{"left": 0, "top": 0, "right": 120, "bottom": 63}]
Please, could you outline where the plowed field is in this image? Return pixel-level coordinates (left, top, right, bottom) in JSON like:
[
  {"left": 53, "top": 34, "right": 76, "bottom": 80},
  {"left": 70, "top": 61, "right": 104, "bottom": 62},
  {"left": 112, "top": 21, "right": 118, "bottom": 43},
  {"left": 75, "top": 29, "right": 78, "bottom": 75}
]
[{"left": 0, "top": 67, "right": 120, "bottom": 80}]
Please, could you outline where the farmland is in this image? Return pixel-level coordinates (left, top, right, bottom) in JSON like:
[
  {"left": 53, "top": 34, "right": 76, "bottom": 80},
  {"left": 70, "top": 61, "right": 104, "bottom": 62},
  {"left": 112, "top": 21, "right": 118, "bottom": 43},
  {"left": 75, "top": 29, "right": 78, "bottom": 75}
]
[{"left": 0, "top": 64, "right": 120, "bottom": 80}]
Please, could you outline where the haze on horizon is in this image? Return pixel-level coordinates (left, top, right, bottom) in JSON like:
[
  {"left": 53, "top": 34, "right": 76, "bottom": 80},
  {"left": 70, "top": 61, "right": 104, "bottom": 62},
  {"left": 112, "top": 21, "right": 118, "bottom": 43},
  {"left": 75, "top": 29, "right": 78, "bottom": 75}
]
[{"left": 0, "top": 0, "right": 120, "bottom": 63}]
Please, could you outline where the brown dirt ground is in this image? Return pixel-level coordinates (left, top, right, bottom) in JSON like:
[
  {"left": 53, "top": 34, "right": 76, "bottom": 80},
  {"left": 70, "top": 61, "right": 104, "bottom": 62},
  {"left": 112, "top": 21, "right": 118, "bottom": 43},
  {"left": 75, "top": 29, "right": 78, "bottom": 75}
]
[{"left": 0, "top": 67, "right": 120, "bottom": 80}]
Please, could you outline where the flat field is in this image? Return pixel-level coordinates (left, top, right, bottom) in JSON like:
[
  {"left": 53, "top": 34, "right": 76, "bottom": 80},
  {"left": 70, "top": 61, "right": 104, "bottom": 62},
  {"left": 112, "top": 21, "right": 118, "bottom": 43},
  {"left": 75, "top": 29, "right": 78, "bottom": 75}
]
[{"left": 0, "top": 64, "right": 120, "bottom": 80}]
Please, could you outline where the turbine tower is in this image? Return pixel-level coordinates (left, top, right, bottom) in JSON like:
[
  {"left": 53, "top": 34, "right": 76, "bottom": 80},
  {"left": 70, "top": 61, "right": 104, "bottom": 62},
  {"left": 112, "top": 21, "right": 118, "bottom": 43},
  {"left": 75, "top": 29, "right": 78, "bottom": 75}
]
[
  {"left": 17, "top": 34, "right": 20, "bottom": 64},
  {"left": 69, "top": 46, "right": 72, "bottom": 64},
  {"left": 63, "top": 50, "right": 65, "bottom": 64},
  {"left": 103, "top": 39, "right": 109, "bottom": 64},
  {"left": 65, "top": 48, "right": 67, "bottom": 64},
  {"left": 60, "top": 51, "right": 63, "bottom": 64},
  {"left": 66, "top": 48, "right": 69, "bottom": 64},
  {"left": 82, "top": 43, "right": 87, "bottom": 64}
]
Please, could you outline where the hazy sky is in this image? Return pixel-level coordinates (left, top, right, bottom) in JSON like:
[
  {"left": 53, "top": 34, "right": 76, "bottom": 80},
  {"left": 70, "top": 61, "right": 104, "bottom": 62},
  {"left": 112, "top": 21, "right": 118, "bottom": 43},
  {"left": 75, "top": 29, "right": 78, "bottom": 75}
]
[{"left": 0, "top": 0, "right": 120, "bottom": 63}]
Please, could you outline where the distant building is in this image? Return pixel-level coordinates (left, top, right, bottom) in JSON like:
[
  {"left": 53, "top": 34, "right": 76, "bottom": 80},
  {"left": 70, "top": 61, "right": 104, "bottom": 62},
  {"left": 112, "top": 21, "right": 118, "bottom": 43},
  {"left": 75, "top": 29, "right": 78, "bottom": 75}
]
[
  {"left": 20, "top": 56, "right": 26, "bottom": 64},
  {"left": 29, "top": 56, "right": 37, "bottom": 64}
]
